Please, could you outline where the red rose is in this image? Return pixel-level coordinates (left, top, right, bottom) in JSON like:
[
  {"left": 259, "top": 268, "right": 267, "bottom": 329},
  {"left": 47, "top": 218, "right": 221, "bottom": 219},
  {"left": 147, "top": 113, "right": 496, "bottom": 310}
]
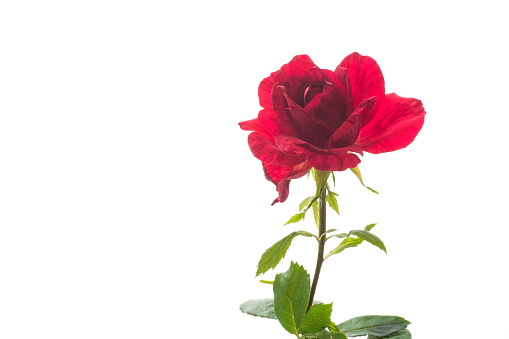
[{"left": 240, "top": 53, "right": 425, "bottom": 205}]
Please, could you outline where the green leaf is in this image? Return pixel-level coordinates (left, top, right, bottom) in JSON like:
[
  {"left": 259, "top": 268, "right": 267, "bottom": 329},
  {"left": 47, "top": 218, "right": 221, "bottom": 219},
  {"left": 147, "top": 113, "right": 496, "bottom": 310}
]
[
  {"left": 309, "top": 330, "right": 347, "bottom": 339},
  {"left": 273, "top": 262, "right": 310, "bottom": 335},
  {"left": 367, "top": 329, "right": 411, "bottom": 339},
  {"left": 256, "top": 231, "right": 315, "bottom": 276},
  {"left": 364, "top": 223, "right": 377, "bottom": 231},
  {"left": 239, "top": 298, "right": 276, "bottom": 319},
  {"left": 350, "top": 166, "right": 379, "bottom": 194},
  {"left": 324, "top": 237, "right": 364, "bottom": 259},
  {"left": 285, "top": 212, "right": 306, "bottom": 225},
  {"left": 312, "top": 201, "right": 319, "bottom": 227},
  {"left": 299, "top": 303, "right": 333, "bottom": 335},
  {"left": 300, "top": 196, "right": 315, "bottom": 211},
  {"left": 338, "top": 315, "right": 410, "bottom": 337},
  {"left": 332, "top": 333, "right": 348, "bottom": 339},
  {"left": 367, "top": 187, "right": 379, "bottom": 194},
  {"left": 349, "top": 230, "right": 387, "bottom": 253},
  {"left": 326, "top": 190, "right": 340, "bottom": 215},
  {"left": 328, "top": 321, "right": 342, "bottom": 334},
  {"left": 260, "top": 280, "right": 273, "bottom": 284}
]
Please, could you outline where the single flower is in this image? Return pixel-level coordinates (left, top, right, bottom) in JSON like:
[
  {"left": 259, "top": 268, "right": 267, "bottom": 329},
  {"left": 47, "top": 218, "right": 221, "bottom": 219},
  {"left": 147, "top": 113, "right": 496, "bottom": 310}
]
[{"left": 240, "top": 53, "right": 425, "bottom": 205}]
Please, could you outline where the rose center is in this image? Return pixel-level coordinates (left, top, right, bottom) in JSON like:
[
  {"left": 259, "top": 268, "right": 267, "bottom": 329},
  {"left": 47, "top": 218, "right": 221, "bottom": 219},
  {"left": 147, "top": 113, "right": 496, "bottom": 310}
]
[{"left": 303, "top": 85, "right": 322, "bottom": 106}]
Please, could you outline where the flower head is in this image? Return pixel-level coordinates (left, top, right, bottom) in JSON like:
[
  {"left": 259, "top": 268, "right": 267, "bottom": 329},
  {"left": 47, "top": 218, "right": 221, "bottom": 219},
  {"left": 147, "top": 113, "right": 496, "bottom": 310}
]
[{"left": 240, "top": 53, "right": 425, "bottom": 204}]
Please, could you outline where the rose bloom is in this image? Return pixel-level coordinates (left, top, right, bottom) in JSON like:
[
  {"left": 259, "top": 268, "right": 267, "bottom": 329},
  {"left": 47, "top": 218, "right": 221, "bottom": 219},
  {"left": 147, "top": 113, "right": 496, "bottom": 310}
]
[{"left": 239, "top": 53, "right": 425, "bottom": 205}]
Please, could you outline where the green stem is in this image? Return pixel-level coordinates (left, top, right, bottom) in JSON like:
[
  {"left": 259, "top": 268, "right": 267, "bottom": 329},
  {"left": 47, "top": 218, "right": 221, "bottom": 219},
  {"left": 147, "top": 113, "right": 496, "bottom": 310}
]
[{"left": 307, "top": 186, "right": 327, "bottom": 312}]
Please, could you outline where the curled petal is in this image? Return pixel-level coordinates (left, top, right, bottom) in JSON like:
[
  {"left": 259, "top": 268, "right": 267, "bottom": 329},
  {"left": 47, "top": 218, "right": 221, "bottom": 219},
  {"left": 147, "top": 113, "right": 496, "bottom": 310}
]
[
  {"left": 258, "top": 55, "right": 316, "bottom": 109},
  {"left": 258, "top": 72, "right": 278, "bottom": 109},
  {"left": 274, "top": 55, "right": 317, "bottom": 83},
  {"left": 263, "top": 161, "right": 311, "bottom": 205},
  {"left": 356, "top": 93, "right": 426, "bottom": 154},
  {"left": 247, "top": 132, "right": 304, "bottom": 167},
  {"left": 280, "top": 89, "right": 334, "bottom": 148},
  {"left": 239, "top": 109, "right": 280, "bottom": 142},
  {"left": 338, "top": 52, "right": 385, "bottom": 126},
  {"left": 307, "top": 84, "right": 348, "bottom": 130},
  {"left": 275, "top": 135, "right": 361, "bottom": 171},
  {"left": 323, "top": 68, "right": 354, "bottom": 120},
  {"left": 327, "top": 96, "right": 376, "bottom": 148}
]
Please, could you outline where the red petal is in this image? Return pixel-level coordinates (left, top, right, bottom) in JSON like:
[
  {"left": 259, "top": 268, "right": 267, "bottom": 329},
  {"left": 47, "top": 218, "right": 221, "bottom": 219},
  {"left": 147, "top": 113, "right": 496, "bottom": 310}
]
[
  {"left": 274, "top": 55, "right": 317, "bottom": 84},
  {"left": 329, "top": 67, "right": 354, "bottom": 118},
  {"left": 280, "top": 88, "right": 334, "bottom": 148},
  {"left": 356, "top": 93, "right": 425, "bottom": 154},
  {"left": 263, "top": 161, "right": 311, "bottom": 205},
  {"left": 247, "top": 132, "right": 304, "bottom": 167},
  {"left": 338, "top": 53, "right": 385, "bottom": 126},
  {"left": 275, "top": 135, "right": 361, "bottom": 171},
  {"left": 258, "top": 55, "right": 316, "bottom": 109},
  {"left": 327, "top": 96, "right": 376, "bottom": 148},
  {"left": 314, "top": 84, "right": 348, "bottom": 130},
  {"left": 239, "top": 109, "right": 280, "bottom": 142},
  {"left": 270, "top": 85, "right": 298, "bottom": 136},
  {"left": 259, "top": 72, "right": 277, "bottom": 109}
]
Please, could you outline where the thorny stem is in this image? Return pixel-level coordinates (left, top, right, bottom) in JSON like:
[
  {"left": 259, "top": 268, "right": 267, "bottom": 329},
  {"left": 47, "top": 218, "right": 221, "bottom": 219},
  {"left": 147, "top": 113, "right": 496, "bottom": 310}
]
[{"left": 307, "top": 186, "right": 327, "bottom": 312}]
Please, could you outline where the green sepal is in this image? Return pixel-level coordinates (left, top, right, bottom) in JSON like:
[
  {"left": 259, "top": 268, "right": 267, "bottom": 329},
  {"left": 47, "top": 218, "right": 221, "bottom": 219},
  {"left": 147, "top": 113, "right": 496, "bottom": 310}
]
[
  {"left": 239, "top": 298, "right": 276, "bottom": 319},
  {"left": 348, "top": 230, "right": 387, "bottom": 253},
  {"left": 338, "top": 315, "right": 410, "bottom": 337},
  {"left": 324, "top": 237, "right": 364, "bottom": 259},
  {"left": 299, "top": 303, "right": 333, "bottom": 335},
  {"left": 312, "top": 201, "right": 319, "bottom": 227},
  {"left": 285, "top": 212, "right": 306, "bottom": 225},
  {"left": 314, "top": 170, "right": 331, "bottom": 195},
  {"left": 331, "top": 172, "right": 336, "bottom": 187},
  {"left": 364, "top": 223, "right": 377, "bottom": 231},
  {"left": 350, "top": 166, "right": 379, "bottom": 194},
  {"left": 367, "top": 329, "right": 411, "bottom": 339},
  {"left": 326, "top": 189, "right": 340, "bottom": 215},
  {"left": 256, "top": 231, "right": 315, "bottom": 276},
  {"left": 273, "top": 262, "right": 311, "bottom": 335}
]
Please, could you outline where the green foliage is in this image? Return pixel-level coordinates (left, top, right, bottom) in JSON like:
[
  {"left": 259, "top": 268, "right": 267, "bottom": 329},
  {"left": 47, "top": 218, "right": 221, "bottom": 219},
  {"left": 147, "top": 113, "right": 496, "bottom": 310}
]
[
  {"left": 338, "top": 315, "right": 410, "bottom": 337},
  {"left": 273, "top": 262, "right": 333, "bottom": 336},
  {"left": 256, "top": 231, "right": 315, "bottom": 276},
  {"left": 260, "top": 280, "right": 273, "bottom": 284},
  {"left": 314, "top": 170, "right": 331, "bottom": 195},
  {"left": 239, "top": 298, "right": 276, "bottom": 319},
  {"left": 367, "top": 329, "right": 411, "bottom": 339},
  {"left": 367, "top": 187, "right": 379, "bottom": 194},
  {"left": 349, "top": 230, "right": 387, "bottom": 253},
  {"left": 304, "top": 329, "right": 347, "bottom": 339},
  {"left": 312, "top": 201, "right": 319, "bottom": 227},
  {"left": 324, "top": 237, "right": 364, "bottom": 259},
  {"left": 273, "top": 262, "right": 311, "bottom": 335},
  {"left": 299, "top": 303, "right": 333, "bottom": 335},
  {"left": 300, "top": 196, "right": 315, "bottom": 211},
  {"left": 326, "top": 189, "right": 340, "bottom": 215},
  {"left": 364, "top": 223, "right": 377, "bottom": 231},
  {"left": 324, "top": 225, "right": 386, "bottom": 259},
  {"left": 285, "top": 212, "right": 306, "bottom": 225},
  {"left": 350, "top": 166, "right": 379, "bottom": 194}
]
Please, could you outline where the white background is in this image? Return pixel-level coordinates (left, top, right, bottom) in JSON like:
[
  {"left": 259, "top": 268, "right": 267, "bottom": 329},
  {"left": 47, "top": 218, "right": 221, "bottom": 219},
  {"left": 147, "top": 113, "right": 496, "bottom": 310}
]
[{"left": 1, "top": 0, "right": 508, "bottom": 338}]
